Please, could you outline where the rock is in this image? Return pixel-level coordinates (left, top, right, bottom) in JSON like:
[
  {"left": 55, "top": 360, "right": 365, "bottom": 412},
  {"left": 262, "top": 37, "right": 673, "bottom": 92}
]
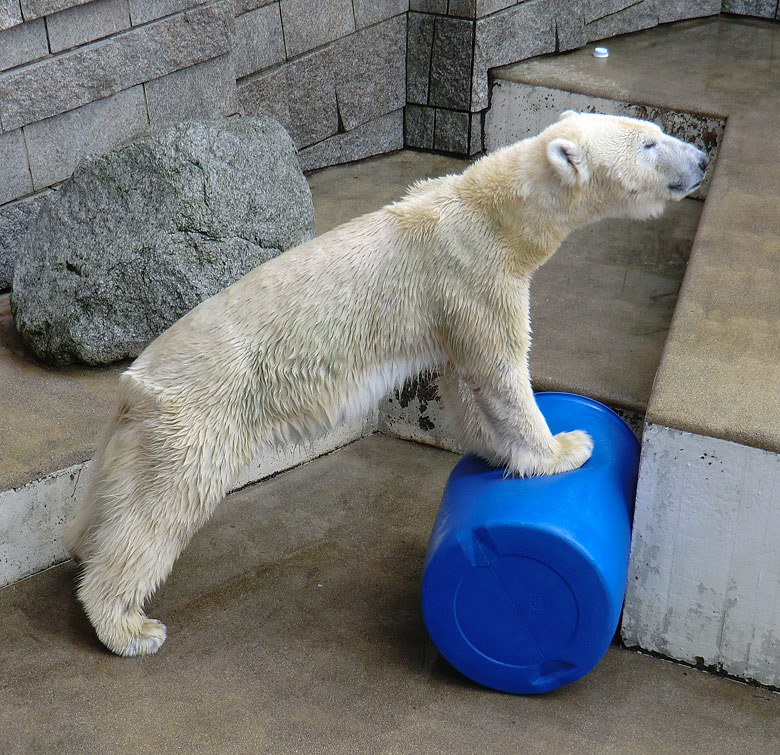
[
  {"left": 0, "top": 192, "right": 47, "bottom": 292},
  {"left": 11, "top": 116, "right": 314, "bottom": 366}
]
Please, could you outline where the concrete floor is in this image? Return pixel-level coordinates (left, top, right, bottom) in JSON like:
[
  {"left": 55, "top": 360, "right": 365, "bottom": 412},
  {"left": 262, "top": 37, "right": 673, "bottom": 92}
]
[{"left": 2, "top": 434, "right": 780, "bottom": 754}]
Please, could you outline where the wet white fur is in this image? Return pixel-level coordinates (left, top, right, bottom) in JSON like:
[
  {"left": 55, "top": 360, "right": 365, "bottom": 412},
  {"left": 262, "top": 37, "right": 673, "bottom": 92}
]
[{"left": 67, "top": 112, "right": 707, "bottom": 657}]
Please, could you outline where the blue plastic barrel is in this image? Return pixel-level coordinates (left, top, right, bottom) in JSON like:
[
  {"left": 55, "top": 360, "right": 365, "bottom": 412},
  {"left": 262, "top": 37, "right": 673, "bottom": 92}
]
[{"left": 421, "top": 392, "right": 639, "bottom": 694}]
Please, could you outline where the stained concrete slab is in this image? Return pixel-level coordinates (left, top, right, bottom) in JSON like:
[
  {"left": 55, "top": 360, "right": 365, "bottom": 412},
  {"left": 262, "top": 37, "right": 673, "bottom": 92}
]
[
  {"left": 1, "top": 435, "right": 779, "bottom": 754},
  {"left": 306, "top": 150, "right": 469, "bottom": 235}
]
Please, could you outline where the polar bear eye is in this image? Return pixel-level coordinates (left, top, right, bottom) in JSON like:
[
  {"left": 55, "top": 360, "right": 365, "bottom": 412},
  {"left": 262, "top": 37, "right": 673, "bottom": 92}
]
[{"left": 643, "top": 140, "right": 658, "bottom": 150}]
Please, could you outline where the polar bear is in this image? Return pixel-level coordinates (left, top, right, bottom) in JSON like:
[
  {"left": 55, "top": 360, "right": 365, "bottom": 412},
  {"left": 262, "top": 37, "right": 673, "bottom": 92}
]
[{"left": 67, "top": 112, "right": 708, "bottom": 657}]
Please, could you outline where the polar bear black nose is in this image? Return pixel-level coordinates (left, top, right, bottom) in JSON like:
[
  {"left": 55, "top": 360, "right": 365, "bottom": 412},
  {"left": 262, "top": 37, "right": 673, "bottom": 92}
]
[{"left": 698, "top": 153, "right": 710, "bottom": 171}]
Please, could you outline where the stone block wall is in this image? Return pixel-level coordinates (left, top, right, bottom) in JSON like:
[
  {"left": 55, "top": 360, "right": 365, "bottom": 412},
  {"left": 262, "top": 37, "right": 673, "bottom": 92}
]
[
  {"left": 236, "top": 2, "right": 406, "bottom": 172},
  {"left": 405, "top": 0, "right": 730, "bottom": 155},
  {"left": 0, "top": 0, "right": 406, "bottom": 290}
]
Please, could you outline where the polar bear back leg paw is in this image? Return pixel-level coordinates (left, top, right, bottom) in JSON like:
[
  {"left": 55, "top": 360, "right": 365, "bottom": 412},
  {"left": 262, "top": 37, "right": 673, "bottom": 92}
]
[
  {"left": 85, "top": 598, "right": 167, "bottom": 657},
  {"left": 120, "top": 617, "right": 167, "bottom": 657}
]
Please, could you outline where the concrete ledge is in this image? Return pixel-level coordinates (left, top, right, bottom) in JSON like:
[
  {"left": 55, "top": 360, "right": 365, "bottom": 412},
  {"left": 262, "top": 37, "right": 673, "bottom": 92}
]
[
  {"left": 624, "top": 423, "right": 780, "bottom": 688},
  {"left": 0, "top": 415, "right": 374, "bottom": 588}
]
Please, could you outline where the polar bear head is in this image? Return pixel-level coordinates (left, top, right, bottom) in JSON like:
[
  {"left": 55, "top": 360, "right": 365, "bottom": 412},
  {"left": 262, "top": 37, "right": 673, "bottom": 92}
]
[{"left": 537, "top": 111, "right": 709, "bottom": 221}]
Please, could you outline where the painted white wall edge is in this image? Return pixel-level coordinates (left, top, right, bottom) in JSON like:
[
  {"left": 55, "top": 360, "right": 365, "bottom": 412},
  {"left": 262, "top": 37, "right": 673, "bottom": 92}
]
[{"left": 623, "top": 422, "right": 780, "bottom": 688}]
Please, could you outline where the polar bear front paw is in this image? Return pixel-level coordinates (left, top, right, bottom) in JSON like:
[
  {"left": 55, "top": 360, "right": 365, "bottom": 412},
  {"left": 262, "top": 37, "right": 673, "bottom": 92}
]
[
  {"left": 95, "top": 614, "right": 167, "bottom": 658},
  {"left": 505, "top": 429, "right": 593, "bottom": 477},
  {"left": 549, "top": 429, "right": 593, "bottom": 474}
]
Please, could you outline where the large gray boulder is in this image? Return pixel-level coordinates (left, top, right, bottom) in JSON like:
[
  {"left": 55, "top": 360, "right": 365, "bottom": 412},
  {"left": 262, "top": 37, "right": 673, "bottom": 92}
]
[
  {"left": 11, "top": 117, "right": 314, "bottom": 366},
  {"left": 0, "top": 195, "right": 46, "bottom": 292}
]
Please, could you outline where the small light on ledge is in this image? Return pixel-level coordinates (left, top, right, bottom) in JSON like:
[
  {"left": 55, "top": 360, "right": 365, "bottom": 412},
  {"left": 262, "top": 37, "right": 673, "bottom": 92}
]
[{"left": 593, "top": 46, "right": 609, "bottom": 59}]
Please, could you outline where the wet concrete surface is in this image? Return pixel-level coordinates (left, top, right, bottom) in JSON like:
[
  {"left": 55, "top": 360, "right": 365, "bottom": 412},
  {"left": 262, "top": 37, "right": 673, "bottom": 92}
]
[
  {"left": 2, "top": 435, "right": 779, "bottom": 754},
  {"left": 531, "top": 199, "right": 701, "bottom": 412}
]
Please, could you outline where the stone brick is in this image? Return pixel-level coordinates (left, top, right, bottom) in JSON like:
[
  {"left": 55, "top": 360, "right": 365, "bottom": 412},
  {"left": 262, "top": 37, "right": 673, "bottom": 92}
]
[
  {"left": 127, "top": 0, "right": 204, "bottom": 25},
  {"left": 657, "top": 0, "right": 719, "bottom": 23},
  {"left": 334, "top": 16, "right": 405, "bottom": 131},
  {"left": 19, "top": 0, "right": 90, "bottom": 20},
  {"left": 406, "top": 11, "right": 434, "bottom": 105},
  {"left": 24, "top": 84, "right": 148, "bottom": 189},
  {"left": 46, "top": 0, "right": 131, "bottom": 54},
  {"left": 146, "top": 54, "right": 237, "bottom": 123},
  {"left": 1, "top": 0, "right": 23, "bottom": 31},
  {"left": 281, "top": 49, "right": 339, "bottom": 147},
  {"left": 280, "top": 0, "right": 354, "bottom": 58},
  {"left": 0, "top": 191, "right": 48, "bottom": 290},
  {"left": 429, "top": 16, "right": 474, "bottom": 110},
  {"left": 721, "top": 0, "right": 777, "bottom": 17},
  {"left": 583, "top": 0, "right": 635, "bottom": 24},
  {"left": 469, "top": 108, "right": 482, "bottom": 154},
  {"left": 0, "top": 17, "right": 47, "bottom": 72},
  {"left": 298, "top": 109, "right": 403, "bottom": 172},
  {"left": 409, "top": 0, "right": 447, "bottom": 12},
  {"left": 448, "top": 0, "right": 476, "bottom": 17},
  {"left": 472, "top": 0, "right": 556, "bottom": 110},
  {"left": 352, "top": 0, "right": 406, "bottom": 28},
  {"left": 232, "top": 0, "right": 275, "bottom": 16},
  {"left": 475, "top": 0, "right": 513, "bottom": 16},
  {"left": 552, "top": 0, "right": 586, "bottom": 51},
  {"left": 434, "top": 108, "right": 469, "bottom": 153},
  {"left": 404, "top": 104, "right": 434, "bottom": 149},
  {"left": 233, "top": 2, "right": 285, "bottom": 79},
  {"left": 0, "top": 0, "right": 232, "bottom": 131},
  {"left": 236, "top": 66, "right": 288, "bottom": 134},
  {"left": 237, "top": 45, "right": 339, "bottom": 149},
  {"left": 0, "top": 128, "right": 32, "bottom": 204},
  {"left": 586, "top": 0, "right": 658, "bottom": 41}
]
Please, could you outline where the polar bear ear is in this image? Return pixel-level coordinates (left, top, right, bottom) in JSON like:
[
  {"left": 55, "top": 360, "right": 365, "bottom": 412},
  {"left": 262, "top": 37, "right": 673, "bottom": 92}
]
[
  {"left": 546, "top": 137, "right": 590, "bottom": 186},
  {"left": 558, "top": 110, "right": 578, "bottom": 121}
]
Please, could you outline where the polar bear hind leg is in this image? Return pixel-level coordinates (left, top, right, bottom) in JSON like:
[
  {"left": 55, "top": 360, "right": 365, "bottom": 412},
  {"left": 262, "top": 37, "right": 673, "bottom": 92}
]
[{"left": 70, "top": 382, "right": 250, "bottom": 657}]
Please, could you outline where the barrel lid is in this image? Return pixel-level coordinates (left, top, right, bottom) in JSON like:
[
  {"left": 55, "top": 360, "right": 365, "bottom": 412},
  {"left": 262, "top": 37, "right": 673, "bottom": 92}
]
[
  {"left": 455, "top": 553, "right": 578, "bottom": 667},
  {"left": 422, "top": 523, "right": 615, "bottom": 694}
]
